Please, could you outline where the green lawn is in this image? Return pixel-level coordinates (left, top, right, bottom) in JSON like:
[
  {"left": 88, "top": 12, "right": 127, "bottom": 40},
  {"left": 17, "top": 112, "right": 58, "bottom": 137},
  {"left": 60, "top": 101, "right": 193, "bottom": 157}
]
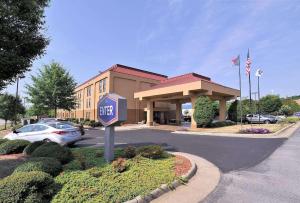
[{"left": 52, "top": 147, "right": 176, "bottom": 203}]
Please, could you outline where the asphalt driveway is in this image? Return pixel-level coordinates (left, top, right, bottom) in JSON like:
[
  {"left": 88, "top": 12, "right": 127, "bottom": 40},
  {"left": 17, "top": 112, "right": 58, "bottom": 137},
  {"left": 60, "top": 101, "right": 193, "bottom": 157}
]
[
  {"left": 204, "top": 127, "right": 300, "bottom": 202},
  {"left": 75, "top": 128, "right": 286, "bottom": 173}
]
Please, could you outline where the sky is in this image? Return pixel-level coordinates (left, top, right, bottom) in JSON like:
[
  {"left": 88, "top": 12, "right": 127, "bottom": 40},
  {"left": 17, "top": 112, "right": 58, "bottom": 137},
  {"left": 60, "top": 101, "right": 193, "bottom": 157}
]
[{"left": 5, "top": 0, "right": 300, "bottom": 100}]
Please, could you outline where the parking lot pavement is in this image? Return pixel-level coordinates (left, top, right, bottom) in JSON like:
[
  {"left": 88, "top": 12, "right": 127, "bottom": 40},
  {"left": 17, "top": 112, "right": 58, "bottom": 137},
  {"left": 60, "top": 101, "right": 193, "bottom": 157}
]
[
  {"left": 75, "top": 128, "right": 286, "bottom": 173},
  {"left": 204, "top": 127, "right": 300, "bottom": 202}
]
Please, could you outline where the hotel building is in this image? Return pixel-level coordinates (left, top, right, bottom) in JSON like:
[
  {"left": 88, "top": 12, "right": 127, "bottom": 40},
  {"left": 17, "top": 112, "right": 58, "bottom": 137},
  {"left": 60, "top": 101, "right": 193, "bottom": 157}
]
[{"left": 58, "top": 64, "right": 240, "bottom": 128}]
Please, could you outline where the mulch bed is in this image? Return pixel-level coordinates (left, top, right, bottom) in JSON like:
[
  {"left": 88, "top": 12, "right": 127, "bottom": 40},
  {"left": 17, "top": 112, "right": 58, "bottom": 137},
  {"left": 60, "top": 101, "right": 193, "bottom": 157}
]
[
  {"left": 0, "top": 153, "right": 27, "bottom": 179},
  {"left": 174, "top": 155, "right": 192, "bottom": 177}
]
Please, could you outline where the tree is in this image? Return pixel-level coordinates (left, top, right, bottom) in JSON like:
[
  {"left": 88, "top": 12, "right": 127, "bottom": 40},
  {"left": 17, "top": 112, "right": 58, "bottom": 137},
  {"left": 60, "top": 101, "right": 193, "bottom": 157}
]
[
  {"left": 228, "top": 99, "right": 257, "bottom": 122},
  {"left": 259, "top": 95, "right": 282, "bottom": 114},
  {"left": 0, "top": 0, "right": 49, "bottom": 90},
  {"left": 228, "top": 100, "right": 238, "bottom": 122},
  {"left": 212, "top": 101, "right": 219, "bottom": 118},
  {"left": 26, "top": 62, "right": 77, "bottom": 118},
  {"left": 279, "top": 105, "right": 292, "bottom": 116},
  {"left": 0, "top": 93, "right": 25, "bottom": 129},
  {"left": 193, "top": 96, "right": 214, "bottom": 127},
  {"left": 282, "top": 99, "right": 300, "bottom": 114}
]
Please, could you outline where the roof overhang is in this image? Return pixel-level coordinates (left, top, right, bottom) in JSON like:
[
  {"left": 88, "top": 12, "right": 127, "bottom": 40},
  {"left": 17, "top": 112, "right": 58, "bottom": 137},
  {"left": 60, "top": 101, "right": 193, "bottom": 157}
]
[{"left": 134, "top": 80, "right": 240, "bottom": 102}]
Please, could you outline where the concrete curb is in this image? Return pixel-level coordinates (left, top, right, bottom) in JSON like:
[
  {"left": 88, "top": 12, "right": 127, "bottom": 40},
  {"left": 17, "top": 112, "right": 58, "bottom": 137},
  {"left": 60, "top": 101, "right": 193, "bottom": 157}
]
[
  {"left": 124, "top": 152, "right": 197, "bottom": 203},
  {"left": 172, "top": 122, "right": 300, "bottom": 139}
]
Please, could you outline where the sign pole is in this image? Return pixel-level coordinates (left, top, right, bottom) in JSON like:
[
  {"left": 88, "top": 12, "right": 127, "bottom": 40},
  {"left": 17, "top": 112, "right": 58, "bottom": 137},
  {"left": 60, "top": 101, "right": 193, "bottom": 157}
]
[{"left": 104, "top": 126, "right": 115, "bottom": 162}]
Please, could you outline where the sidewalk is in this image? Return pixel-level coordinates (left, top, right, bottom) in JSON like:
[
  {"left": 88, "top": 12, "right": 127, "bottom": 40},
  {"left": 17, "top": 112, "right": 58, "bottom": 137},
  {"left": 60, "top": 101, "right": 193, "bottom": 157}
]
[{"left": 152, "top": 152, "right": 220, "bottom": 203}]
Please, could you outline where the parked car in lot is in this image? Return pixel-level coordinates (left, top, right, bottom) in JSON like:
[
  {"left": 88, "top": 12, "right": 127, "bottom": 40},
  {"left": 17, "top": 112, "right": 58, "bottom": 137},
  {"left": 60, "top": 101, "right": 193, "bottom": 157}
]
[
  {"left": 245, "top": 114, "right": 277, "bottom": 124},
  {"left": 38, "top": 118, "right": 85, "bottom": 135},
  {"left": 4, "top": 122, "right": 82, "bottom": 146}
]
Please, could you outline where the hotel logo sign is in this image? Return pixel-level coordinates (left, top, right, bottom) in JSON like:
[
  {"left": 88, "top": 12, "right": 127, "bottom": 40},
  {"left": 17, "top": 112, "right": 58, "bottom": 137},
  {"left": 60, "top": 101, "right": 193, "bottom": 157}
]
[{"left": 97, "top": 93, "right": 127, "bottom": 127}]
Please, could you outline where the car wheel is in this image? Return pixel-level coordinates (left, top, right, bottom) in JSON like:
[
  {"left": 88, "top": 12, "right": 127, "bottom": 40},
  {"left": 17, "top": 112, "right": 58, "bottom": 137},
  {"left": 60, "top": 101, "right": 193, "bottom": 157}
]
[
  {"left": 43, "top": 138, "right": 52, "bottom": 142},
  {"left": 264, "top": 120, "right": 270, "bottom": 124}
]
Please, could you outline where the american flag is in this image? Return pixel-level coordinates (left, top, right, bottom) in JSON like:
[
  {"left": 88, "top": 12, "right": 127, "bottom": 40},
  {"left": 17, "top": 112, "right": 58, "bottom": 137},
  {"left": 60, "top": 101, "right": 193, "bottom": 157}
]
[{"left": 246, "top": 49, "right": 251, "bottom": 75}]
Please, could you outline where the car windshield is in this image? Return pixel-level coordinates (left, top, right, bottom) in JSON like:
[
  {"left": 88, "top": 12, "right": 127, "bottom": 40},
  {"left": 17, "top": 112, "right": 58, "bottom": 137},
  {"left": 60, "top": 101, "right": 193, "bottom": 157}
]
[{"left": 48, "top": 122, "right": 74, "bottom": 129}]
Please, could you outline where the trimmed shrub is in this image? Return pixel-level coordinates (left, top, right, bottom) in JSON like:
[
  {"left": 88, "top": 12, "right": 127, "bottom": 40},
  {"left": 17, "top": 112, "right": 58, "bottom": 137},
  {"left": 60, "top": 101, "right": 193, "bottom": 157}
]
[
  {"left": 193, "top": 96, "right": 214, "bottom": 127},
  {"left": 137, "top": 145, "right": 164, "bottom": 159},
  {"left": 210, "top": 120, "right": 235, "bottom": 128},
  {"left": 0, "top": 171, "right": 58, "bottom": 203},
  {"left": 0, "top": 139, "right": 30, "bottom": 155},
  {"left": 14, "top": 157, "right": 62, "bottom": 176},
  {"left": 31, "top": 142, "right": 73, "bottom": 164},
  {"left": 123, "top": 146, "right": 136, "bottom": 158},
  {"left": 278, "top": 116, "right": 300, "bottom": 124},
  {"left": 0, "top": 138, "right": 8, "bottom": 145},
  {"left": 112, "top": 158, "right": 127, "bottom": 173},
  {"left": 23, "top": 141, "right": 45, "bottom": 155}
]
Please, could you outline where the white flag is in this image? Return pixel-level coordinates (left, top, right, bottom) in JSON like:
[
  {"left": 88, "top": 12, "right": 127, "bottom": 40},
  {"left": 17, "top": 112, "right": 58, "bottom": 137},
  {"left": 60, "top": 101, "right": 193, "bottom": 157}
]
[{"left": 255, "top": 69, "right": 263, "bottom": 77}]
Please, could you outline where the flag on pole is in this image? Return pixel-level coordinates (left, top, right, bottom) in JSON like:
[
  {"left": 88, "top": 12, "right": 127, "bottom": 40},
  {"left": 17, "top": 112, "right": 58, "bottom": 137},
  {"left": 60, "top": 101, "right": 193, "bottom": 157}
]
[
  {"left": 246, "top": 49, "right": 251, "bottom": 75},
  {"left": 232, "top": 55, "right": 240, "bottom": 66},
  {"left": 255, "top": 69, "right": 263, "bottom": 77}
]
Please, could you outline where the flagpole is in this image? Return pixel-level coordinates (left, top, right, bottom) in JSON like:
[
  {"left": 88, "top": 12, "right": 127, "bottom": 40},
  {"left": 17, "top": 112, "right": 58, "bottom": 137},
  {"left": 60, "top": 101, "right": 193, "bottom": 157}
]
[
  {"left": 247, "top": 49, "right": 252, "bottom": 127},
  {"left": 238, "top": 55, "right": 243, "bottom": 129}
]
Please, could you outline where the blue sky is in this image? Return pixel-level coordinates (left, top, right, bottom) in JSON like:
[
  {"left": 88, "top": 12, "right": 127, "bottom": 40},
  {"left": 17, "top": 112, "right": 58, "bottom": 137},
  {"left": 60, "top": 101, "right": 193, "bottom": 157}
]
[{"left": 5, "top": 0, "right": 300, "bottom": 99}]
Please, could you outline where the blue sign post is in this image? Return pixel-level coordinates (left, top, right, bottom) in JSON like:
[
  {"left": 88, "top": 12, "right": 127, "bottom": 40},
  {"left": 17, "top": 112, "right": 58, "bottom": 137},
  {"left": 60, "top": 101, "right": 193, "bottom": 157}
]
[{"left": 98, "top": 93, "right": 127, "bottom": 162}]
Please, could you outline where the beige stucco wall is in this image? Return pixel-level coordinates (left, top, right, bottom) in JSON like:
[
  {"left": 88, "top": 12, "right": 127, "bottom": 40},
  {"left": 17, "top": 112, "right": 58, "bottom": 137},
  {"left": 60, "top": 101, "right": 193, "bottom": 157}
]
[{"left": 57, "top": 69, "right": 172, "bottom": 123}]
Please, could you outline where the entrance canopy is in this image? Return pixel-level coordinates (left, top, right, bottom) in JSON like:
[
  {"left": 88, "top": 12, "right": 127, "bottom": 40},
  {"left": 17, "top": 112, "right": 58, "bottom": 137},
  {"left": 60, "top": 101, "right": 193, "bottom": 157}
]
[
  {"left": 134, "top": 73, "right": 240, "bottom": 128},
  {"left": 134, "top": 73, "right": 239, "bottom": 102}
]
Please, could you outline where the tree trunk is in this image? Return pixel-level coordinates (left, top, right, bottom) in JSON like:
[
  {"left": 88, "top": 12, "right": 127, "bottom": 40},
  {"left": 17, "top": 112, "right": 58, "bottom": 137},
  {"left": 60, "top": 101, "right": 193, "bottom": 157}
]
[
  {"left": 54, "top": 107, "right": 57, "bottom": 118},
  {"left": 4, "top": 120, "right": 7, "bottom": 130}
]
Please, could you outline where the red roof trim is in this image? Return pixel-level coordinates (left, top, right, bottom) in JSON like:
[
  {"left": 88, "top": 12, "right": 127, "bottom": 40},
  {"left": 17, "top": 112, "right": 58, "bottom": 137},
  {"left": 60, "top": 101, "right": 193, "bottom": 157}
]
[
  {"left": 76, "top": 64, "right": 167, "bottom": 89},
  {"left": 144, "top": 72, "right": 211, "bottom": 90}
]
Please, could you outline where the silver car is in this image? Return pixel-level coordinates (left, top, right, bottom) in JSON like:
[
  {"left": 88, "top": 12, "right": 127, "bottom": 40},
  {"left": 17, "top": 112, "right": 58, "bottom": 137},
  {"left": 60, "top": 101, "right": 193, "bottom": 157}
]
[
  {"left": 245, "top": 114, "right": 277, "bottom": 124},
  {"left": 4, "top": 122, "right": 82, "bottom": 146}
]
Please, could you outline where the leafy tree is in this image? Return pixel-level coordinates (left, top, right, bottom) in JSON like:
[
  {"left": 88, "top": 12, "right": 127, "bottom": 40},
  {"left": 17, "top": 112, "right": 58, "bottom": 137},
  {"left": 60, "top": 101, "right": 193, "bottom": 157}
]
[
  {"left": 0, "top": 0, "right": 49, "bottom": 90},
  {"left": 259, "top": 95, "right": 282, "bottom": 114},
  {"left": 193, "top": 96, "right": 214, "bottom": 127},
  {"left": 228, "top": 100, "right": 238, "bottom": 122},
  {"left": 279, "top": 105, "right": 293, "bottom": 116},
  {"left": 228, "top": 99, "right": 257, "bottom": 122},
  {"left": 212, "top": 101, "right": 219, "bottom": 118},
  {"left": 0, "top": 93, "right": 25, "bottom": 129},
  {"left": 26, "top": 62, "right": 77, "bottom": 118},
  {"left": 282, "top": 99, "right": 300, "bottom": 113}
]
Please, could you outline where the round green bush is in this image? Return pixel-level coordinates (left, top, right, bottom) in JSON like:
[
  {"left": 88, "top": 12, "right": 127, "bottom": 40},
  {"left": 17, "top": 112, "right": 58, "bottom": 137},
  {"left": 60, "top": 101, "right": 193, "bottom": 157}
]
[
  {"left": 0, "top": 171, "right": 58, "bottom": 203},
  {"left": 193, "top": 96, "right": 214, "bottom": 127},
  {"left": 14, "top": 157, "right": 62, "bottom": 176},
  {"left": 137, "top": 145, "right": 164, "bottom": 159},
  {"left": 123, "top": 145, "right": 136, "bottom": 158},
  {"left": 23, "top": 141, "right": 45, "bottom": 156},
  {"left": 0, "top": 139, "right": 30, "bottom": 155},
  {"left": 0, "top": 138, "right": 8, "bottom": 145},
  {"left": 31, "top": 142, "right": 73, "bottom": 164}
]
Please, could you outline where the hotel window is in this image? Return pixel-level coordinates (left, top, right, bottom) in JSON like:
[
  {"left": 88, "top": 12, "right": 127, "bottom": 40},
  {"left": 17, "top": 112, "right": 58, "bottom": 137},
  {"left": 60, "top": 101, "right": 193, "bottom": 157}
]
[
  {"left": 87, "top": 86, "right": 91, "bottom": 97},
  {"left": 99, "top": 78, "right": 107, "bottom": 93},
  {"left": 99, "top": 80, "right": 103, "bottom": 93},
  {"left": 86, "top": 98, "right": 91, "bottom": 108},
  {"left": 103, "top": 78, "right": 106, "bottom": 92},
  {"left": 86, "top": 112, "right": 90, "bottom": 119}
]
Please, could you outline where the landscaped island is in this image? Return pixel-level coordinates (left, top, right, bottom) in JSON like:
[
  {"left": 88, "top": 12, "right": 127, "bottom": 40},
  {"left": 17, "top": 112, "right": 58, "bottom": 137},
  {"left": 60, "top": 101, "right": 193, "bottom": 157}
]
[{"left": 0, "top": 140, "right": 190, "bottom": 203}]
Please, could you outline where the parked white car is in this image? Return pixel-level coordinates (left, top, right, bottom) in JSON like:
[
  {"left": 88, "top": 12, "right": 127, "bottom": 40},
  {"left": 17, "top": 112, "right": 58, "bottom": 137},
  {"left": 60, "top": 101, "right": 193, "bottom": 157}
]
[{"left": 4, "top": 122, "right": 81, "bottom": 146}]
